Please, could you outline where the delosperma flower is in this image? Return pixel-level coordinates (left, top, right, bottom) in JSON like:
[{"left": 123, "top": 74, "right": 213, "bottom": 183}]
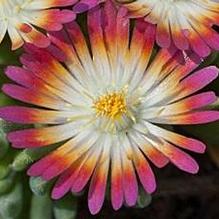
[
  {"left": 117, "top": 0, "right": 219, "bottom": 57},
  {"left": 1, "top": 0, "right": 219, "bottom": 215},
  {"left": 0, "top": 0, "right": 76, "bottom": 50}
]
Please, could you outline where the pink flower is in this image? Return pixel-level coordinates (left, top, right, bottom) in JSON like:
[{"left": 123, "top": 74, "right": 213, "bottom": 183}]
[{"left": 0, "top": 1, "right": 219, "bottom": 215}]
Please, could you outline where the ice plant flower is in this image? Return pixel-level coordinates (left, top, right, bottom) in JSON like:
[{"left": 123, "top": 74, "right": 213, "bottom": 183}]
[
  {"left": 0, "top": 1, "right": 219, "bottom": 215},
  {"left": 117, "top": 0, "right": 219, "bottom": 57},
  {"left": 0, "top": 0, "right": 76, "bottom": 50}
]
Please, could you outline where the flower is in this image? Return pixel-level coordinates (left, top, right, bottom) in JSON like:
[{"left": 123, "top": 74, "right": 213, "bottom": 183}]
[
  {"left": 1, "top": 0, "right": 219, "bottom": 215},
  {"left": 0, "top": 0, "right": 76, "bottom": 50},
  {"left": 117, "top": 0, "right": 219, "bottom": 57}
]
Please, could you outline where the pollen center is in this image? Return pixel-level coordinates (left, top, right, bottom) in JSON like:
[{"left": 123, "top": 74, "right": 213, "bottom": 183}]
[{"left": 94, "top": 92, "right": 127, "bottom": 120}]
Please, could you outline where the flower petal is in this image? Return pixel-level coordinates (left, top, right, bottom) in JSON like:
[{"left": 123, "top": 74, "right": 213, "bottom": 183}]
[
  {"left": 7, "top": 122, "right": 82, "bottom": 148},
  {"left": 111, "top": 143, "right": 124, "bottom": 210},
  {"left": 145, "top": 122, "right": 206, "bottom": 153},
  {"left": 88, "top": 140, "right": 110, "bottom": 215},
  {"left": 153, "top": 140, "right": 199, "bottom": 174}
]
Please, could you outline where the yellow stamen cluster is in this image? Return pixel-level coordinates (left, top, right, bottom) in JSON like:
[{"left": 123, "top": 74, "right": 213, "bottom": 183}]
[{"left": 94, "top": 92, "right": 127, "bottom": 120}]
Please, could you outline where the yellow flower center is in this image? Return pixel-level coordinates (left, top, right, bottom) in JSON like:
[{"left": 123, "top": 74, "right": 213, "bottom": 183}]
[{"left": 94, "top": 92, "right": 127, "bottom": 120}]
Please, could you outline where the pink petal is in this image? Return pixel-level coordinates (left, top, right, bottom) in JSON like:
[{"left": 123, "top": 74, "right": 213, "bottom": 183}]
[
  {"left": 88, "top": 158, "right": 109, "bottom": 215},
  {"left": 163, "top": 91, "right": 217, "bottom": 115},
  {"left": 158, "top": 111, "right": 219, "bottom": 125},
  {"left": 71, "top": 148, "right": 101, "bottom": 193},
  {"left": 7, "top": 123, "right": 76, "bottom": 148},
  {"left": 73, "top": 0, "right": 99, "bottom": 13},
  {"left": 156, "top": 19, "right": 171, "bottom": 48},
  {"left": 154, "top": 141, "right": 199, "bottom": 174},
  {"left": 111, "top": 146, "right": 123, "bottom": 210},
  {"left": 133, "top": 148, "right": 156, "bottom": 194},
  {"left": 187, "top": 29, "right": 211, "bottom": 57},
  {"left": 146, "top": 122, "right": 206, "bottom": 153},
  {"left": 180, "top": 66, "right": 219, "bottom": 96},
  {"left": 52, "top": 162, "right": 82, "bottom": 199},
  {"left": 0, "top": 106, "right": 73, "bottom": 124},
  {"left": 121, "top": 154, "right": 138, "bottom": 207},
  {"left": 2, "top": 84, "right": 66, "bottom": 110}
]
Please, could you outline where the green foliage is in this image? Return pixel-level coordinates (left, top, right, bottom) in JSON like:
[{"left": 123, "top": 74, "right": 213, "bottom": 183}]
[
  {"left": 0, "top": 120, "right": 9, "bottom": 158},
  {"left": 30, "top": 194, "right": 52, "bottom": 219},
  {"left": 53, "top": 195, "right": 78, "bottom": 219},
  {"left": 0, "top": 181, "right": 23, "bottom": 219}
]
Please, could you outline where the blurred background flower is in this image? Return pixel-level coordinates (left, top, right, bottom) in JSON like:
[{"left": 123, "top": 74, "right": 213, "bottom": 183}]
[
  {"left": 117, "top": 0, "right": 219, "bottom": 57},
  {"left": 0, "top": 0, "right": 76, "bottom": 50}
]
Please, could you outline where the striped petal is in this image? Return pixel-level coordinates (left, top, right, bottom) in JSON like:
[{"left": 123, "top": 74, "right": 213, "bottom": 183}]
[
  {"left": 145, "top": 122, "right": 206, "bottom": 153},
  {"left": 7, "top": 122, "right": 83, "bottom": 148},
  {"left": 111, "top": 143, "right": 124, "bottom": 210},
  {"left": 132, "top": 147, "right": 156, "bottom": 194},
  {"left": 0, "top": 106, "right": 78, "bottom": 124},
  {"left": 88, "top": 139, "right": 110, "bottom": 215},
  {"left": 121, "top": 151, "right": 138, "bottom": 206}
]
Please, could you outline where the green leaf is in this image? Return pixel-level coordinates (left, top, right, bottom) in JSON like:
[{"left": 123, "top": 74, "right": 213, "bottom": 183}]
[
  {"left": 0, "top": 172, "right": 15, "bottom": 195},
  {"left": 0, "top": 181, "right": 23, "bottom": 219},
  {"left": 0, "top": 164, "right": 10, "bottom": 180},
  {"left": 30, "top": 193, "right": 52, "bottom": 219},
  {"left": 0, "top": 119, "right": 9, "bottom": 159},
  {"left": 53, "top": 195, "right": 78, "bottom": 219}
]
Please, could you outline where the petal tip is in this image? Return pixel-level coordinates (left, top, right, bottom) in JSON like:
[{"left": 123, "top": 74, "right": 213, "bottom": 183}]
[{"left": 88, "top": 201, "right": 102, "bottom": 215}]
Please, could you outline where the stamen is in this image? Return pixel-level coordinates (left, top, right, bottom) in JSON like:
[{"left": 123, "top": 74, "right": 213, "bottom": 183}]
[{"left": 93, "top": 91, "right": 127, "bottom": 120}]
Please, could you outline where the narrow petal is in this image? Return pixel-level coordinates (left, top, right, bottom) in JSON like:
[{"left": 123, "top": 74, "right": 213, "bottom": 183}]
[
  {"left": 145, "top": 122, "right": 206, "bottom": 153},
  {"left": 121, "top": 152, "right": 138, "bottom": 207},
  {"left": 7, "top": 122, "right": 82, "bottom": 148},
  {"left": 129, "top": 129, "right": 169, "bottom": 168},
  {"left": 156, "top": 16, "right": 171, "bottom": 48},
  {"left": 0, "top": 106, "right": 76, "bottom": 124},
  {"left": 161, "top": 92, "right": 217, "bottom": 115},
  {"left": 71, "top": 144, "right": 102, "bottom": 193},
  {"left": 178, "top": 66, "right": 219, "bottom": 99},
  {"left": 31, "top": 9, "right": 76, "bottom": 31},
  {"left": 143, "top": 92, "right": 217, "bottom": 119},
  {"left": 151, "top": 111, "right": 219, "bottom": 125},
  {"left": 111, "top": 142, "right": 124, "bottom": 210},
  {"left": 28, "top": 130, "right": 98, "bottom": 178},
  {"left": 88, "top": 141, "right": 110, "bottom": 215},
  {"left": 132, "top": 147, "right": 156, "bottom": 194},
  {"left": 2, "top": 84, "right": 70, "bottom": 110},
  {"left": 73, "top": 0, "right": 99, "bottom": 13},
  {"left": 51, "top": 139, "right": 101, "bottom": 199},
  {"left": 52, "top": 159, "right": 83, "bottom": 199},
  {"left": 153, "top": 140, "right": 199, "bottom": 174}
]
